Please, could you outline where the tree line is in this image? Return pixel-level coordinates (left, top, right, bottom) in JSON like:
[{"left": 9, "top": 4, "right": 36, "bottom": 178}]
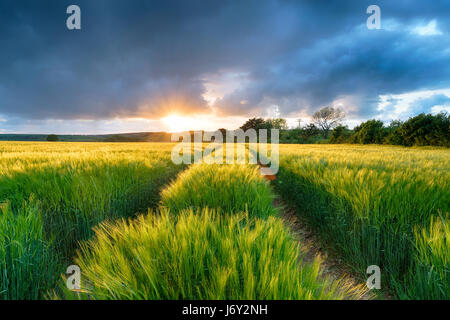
[
  {"left": 239, "top": 107, "right": 450, "bottom": 147},
  {"left": 43, "top": 107, "right": 449, "bottom": 147}
]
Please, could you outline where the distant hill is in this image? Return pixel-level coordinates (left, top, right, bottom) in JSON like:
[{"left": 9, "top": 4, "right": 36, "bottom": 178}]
[{"left": 0, "top": 132, "right": 173, "bottom": 142}]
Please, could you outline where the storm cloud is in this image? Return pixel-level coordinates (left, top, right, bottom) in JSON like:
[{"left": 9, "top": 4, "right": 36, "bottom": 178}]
[{"left": 0, "top": 0, "right": 449, "bottom": 125}]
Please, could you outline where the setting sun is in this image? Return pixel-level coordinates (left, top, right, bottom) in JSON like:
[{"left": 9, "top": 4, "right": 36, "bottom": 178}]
[{"left": 162, "top": 114, "right": 199, "bottom": 132}]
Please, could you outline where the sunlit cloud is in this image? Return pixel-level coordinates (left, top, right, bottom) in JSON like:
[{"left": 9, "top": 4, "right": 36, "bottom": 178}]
[
  {"left": 376, "top": 88, "right": 450, "bottom": 121},
  {"left": 411, "top": 20, "right": 443, "bottom": 36},
  {"left": 431, "top": 104, "right": 450, "bottom": 114},
  {"left": 383, "top": 18, "right": 444, "bottom": 36}
]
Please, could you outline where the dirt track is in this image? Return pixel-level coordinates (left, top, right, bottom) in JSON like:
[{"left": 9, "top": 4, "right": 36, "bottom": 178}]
[{"left": 257, "top": 162, "right": 380, "bottom": 300}]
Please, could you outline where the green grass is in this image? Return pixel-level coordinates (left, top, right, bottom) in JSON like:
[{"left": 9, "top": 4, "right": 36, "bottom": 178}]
[
  {"left": 0, "top": 142, "right": 184, "bottom": 299},
  {"left": 408, "top": 215, "right": 449, "bottom": 299},
  {"left": 0, "top": 202, "right": 58, "bottom": 300},
  {"left": 161, "top": 164, "right": 277, "bottom": 219},
  {"left": 270, "top": 144, "right": 449, "bottom": 299},
  {"left": 63, "top": 208, "right": 362, "bottom": 300}
]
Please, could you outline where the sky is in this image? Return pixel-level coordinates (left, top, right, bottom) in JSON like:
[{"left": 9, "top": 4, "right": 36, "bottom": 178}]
[{"left": 0, "top": 0, "right": 449, "bottom": 134}]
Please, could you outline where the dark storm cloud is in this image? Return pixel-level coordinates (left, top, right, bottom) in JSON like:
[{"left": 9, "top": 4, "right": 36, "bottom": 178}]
[
  {"left": 216, "top": 23, "right": 450, "bottom": 118},
  {"left": 0, "top": 0, "right": 449, "bottom": 121}
]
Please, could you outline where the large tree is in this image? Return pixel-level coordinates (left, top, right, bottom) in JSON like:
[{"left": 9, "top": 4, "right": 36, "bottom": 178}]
[
  {"left": 240, "top": 117, "right": 288, "bottom": 131},
  {"left": 239, "top": 117, "right": 267, "bottom": 131},
  {"left": 266, "top": 118, "right": 288, "bottom": 130},
  {"left": 312, "top": 107, "right": 345, "bottom": 137}
]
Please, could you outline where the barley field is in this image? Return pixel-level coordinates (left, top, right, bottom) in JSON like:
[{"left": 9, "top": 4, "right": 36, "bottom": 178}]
[
  {"left": 0, "top": 142, "right": 184, "bottom": 299},
  {"left": 0, "top": 142, "right": 448, "bottom": 300},
  {"left": 272, "top": 144, "right": 449, "bottom": 299}
]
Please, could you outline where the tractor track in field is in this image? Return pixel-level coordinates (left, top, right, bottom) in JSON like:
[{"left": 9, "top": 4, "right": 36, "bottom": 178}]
[
  {"left": 256, "top": 161, "right": 379, "bottom": 300},
  {"left": 273, "top": 196, "right": 378, "bottom": 300},
  {"left": 197, "top": 144, "right": 386, "bottom": 299}
]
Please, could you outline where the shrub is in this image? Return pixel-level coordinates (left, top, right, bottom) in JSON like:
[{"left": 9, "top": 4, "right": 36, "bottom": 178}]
[
  {"left": 330, "top": 125, "right": 352, "bottom": 143},
  {"left": 383, "top": 120, "right": 404, "bottom": 145},
  {"left": 66, "top": 208, "right": 361, "bottom": 300},
  {"left": 302, "top": 123, "right": 321, "bottom": 138},
  {"left": 351, "top": 120, "right": 386, "bottom": 144},
  {"left": 399, "top": 112, "right": 449, "bottom": 147},
  {"left": 46, "top": 134, "right": 59, "bottom": 142}
]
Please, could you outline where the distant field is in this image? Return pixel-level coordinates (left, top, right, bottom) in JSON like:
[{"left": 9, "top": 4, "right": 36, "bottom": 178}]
[
  {"left": 0, "top": 132, "right": 173, "bottom": 142},
  {"left": 0, "top": 142, "right": 448, "bottom": 300}
]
